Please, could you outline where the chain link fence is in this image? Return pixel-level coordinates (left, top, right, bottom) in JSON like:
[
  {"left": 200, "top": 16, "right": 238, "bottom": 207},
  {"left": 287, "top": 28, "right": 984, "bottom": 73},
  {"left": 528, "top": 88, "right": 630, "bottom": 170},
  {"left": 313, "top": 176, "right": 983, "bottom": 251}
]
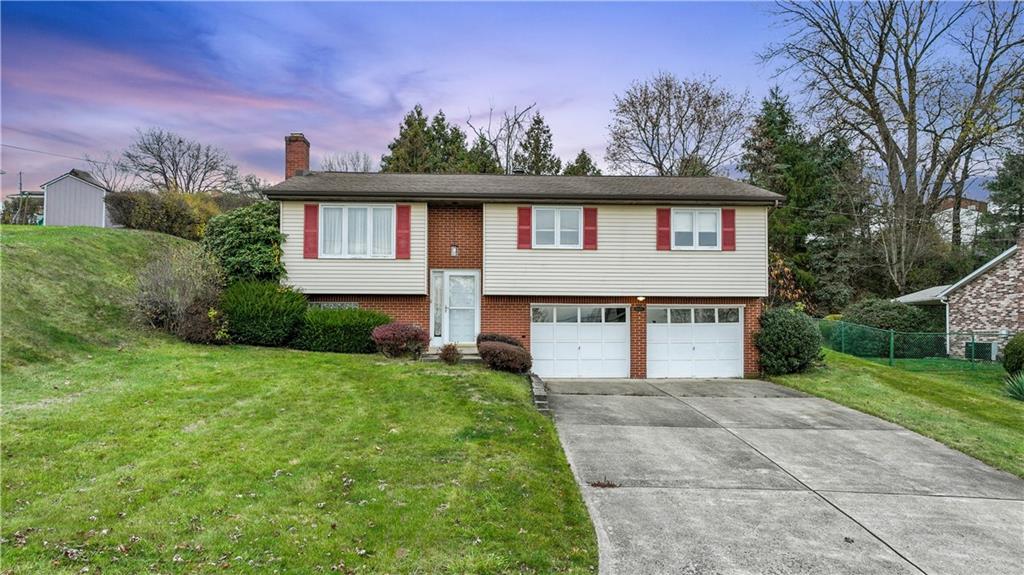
[{"left": 818, "top": 319, "right": 1008, "bottom": 372}]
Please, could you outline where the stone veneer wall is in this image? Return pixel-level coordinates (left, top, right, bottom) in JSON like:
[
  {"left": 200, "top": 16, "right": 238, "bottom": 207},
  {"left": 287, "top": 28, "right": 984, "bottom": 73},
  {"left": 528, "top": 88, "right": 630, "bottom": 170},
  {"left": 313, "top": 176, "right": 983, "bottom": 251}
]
[{"left": 946, "top": 241, "right": 1023, "bottom": 358}]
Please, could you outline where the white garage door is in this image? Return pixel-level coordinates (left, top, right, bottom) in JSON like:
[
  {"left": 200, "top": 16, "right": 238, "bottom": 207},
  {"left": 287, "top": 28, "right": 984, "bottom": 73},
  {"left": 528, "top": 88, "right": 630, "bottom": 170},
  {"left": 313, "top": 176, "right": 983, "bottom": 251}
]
[
  {"left": 531, "top": 305, "right": 629, "bottom": 378},
  {"left": 647, "top": 306, "right": 743, "bottom": 378}
]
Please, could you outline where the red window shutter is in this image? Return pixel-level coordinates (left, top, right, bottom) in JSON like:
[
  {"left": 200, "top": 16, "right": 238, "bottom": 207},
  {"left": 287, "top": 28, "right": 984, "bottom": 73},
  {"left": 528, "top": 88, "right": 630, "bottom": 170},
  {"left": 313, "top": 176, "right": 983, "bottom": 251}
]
[
  {"left": 303, "top": 204, "right": 319, "bottom": 259},
  {"left": 583, "top": 207, "right": 598, "bottom": 250},
  {"left": 656, "top": 208, "right": 671, "bottom": 251},
  {"left": 396, "top": 204, "right": 411, "bottom": 259},
  {"left": 517, "top": 206, "right": 532, "bottom": 249},
  {"left": 722, "top": 208, "right": 736, "bottom": 251}
]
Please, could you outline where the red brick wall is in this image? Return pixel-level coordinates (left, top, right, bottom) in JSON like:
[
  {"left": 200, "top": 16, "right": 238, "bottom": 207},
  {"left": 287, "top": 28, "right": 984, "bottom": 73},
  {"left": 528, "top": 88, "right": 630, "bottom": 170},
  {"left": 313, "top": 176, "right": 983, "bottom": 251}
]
[
  {"left": 285, "top": 134, "right": 309, "bottom": 179},
  {"left": 428, "top": 205, "right": 483, "bottom": 269},
  {"left": 482, "top": 295, "right": 764, "bottom": 377},
  {"left": 308, "top": 294, "right": 430, "bottom": 329}
]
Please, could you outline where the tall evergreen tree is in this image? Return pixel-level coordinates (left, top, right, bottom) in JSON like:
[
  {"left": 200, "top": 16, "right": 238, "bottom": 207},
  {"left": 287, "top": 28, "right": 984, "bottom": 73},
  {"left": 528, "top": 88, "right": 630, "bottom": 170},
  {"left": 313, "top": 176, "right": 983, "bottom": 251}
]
[
  {"left": 563, "top": 149, "right": 602, "bottom": 176},
  {"left": 979, "top": 137, "right": 1024, "bottom": 255},
  {"left": 461, "top": 135, "right": 502, "bottom": 174},
  {"left": 425, "top": 111, "right": 469, "bottom": 173},
  {"left": 512, "top": 112, "right": 561, "bottom": 175},
  {"left": 380, "top": 105, "right": 432, "bottom": 173}
]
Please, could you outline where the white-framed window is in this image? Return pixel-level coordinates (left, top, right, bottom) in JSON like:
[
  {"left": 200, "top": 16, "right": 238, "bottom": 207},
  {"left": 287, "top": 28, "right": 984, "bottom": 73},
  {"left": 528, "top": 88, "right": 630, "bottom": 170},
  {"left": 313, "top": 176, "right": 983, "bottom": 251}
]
[
  {"left": 320, "top": 204, "right": 395, "bottom": 258},
  {"left": 533, "top": 206, "right": 582, "bottom": 249},
  {"left": 672, "top": 208, "right": 720, "bottom": 250}
]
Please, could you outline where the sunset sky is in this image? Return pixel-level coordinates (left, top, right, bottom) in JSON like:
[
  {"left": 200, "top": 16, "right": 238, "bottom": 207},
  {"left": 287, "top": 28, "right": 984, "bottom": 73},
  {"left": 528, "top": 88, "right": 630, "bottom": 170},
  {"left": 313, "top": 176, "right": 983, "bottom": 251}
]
[{"left": 1, "top": 1, "right": 791, "bottom": 195}]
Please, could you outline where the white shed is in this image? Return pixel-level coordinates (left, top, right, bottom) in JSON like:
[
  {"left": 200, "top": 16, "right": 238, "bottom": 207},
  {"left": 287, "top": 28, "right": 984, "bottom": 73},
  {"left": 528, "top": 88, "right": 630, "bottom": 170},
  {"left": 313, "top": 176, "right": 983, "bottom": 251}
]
[{"left": 41, "top": 169, "right": 111, "bottom": 227}]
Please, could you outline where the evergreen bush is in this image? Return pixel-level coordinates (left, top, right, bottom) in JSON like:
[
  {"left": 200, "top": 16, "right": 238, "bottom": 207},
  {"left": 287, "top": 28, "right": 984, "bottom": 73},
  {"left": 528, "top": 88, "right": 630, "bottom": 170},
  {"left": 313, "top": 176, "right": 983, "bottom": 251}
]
[{"left": 221, "top": 281, "right": 306, "bottom": 346}]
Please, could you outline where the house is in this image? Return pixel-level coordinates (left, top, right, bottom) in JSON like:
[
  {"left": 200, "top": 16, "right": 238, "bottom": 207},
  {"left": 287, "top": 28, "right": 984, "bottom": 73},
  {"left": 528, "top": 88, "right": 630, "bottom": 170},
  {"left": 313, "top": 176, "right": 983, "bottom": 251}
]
[
  {"left": 933, "top": 197, "right": 987, "bottom": 244},
  {"left": 41, "top": 169, "right": 111, "bottom": 227},
  {"left": 938, "top": 232, "right": 1023, "bottom": 359},
  {"left": 265, "top": 133, "right": 782, "bottom": 379}
]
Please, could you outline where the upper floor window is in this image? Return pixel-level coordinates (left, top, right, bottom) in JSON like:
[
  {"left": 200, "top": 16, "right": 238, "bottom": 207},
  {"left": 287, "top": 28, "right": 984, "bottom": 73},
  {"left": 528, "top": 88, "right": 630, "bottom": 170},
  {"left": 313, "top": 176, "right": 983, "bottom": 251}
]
[
  {"left": 534, "top": 206, "right": 582, "bottom": 248},
  {"left": 672, "top": 208, "right": 720, "bottom": 250},
  {"left": 320, "top": 204, "right": 394, "bottom": 258}
]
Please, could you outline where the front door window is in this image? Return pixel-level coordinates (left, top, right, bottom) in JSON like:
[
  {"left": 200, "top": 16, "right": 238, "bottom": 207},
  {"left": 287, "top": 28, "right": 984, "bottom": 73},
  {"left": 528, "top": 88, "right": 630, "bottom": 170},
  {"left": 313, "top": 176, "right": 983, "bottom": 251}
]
[{"left": 446, "top": 273, "right": 477, "bottom": 343}]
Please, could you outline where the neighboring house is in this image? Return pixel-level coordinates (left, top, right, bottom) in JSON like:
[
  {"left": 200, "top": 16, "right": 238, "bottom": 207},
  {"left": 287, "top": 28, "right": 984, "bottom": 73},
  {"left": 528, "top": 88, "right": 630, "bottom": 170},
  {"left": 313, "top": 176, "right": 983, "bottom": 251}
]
[
  {"left": 939, "top": 233, "right": 1023, "bottom": 359},
  {"left": 933, "top": 197, "right": 987, "bottom": 245},
  {"left": 41, "top": 169, "right": 111, "bottom": 227},
  {"left": 265, "top": 133, "right": 782, "bottom": 379}
]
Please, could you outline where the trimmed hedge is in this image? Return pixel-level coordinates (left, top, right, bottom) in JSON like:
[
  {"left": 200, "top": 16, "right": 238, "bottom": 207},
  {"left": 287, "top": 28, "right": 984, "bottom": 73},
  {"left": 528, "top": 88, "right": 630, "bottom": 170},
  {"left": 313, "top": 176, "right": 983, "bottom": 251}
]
[
  {"left": 842, "top": 298, "right": 933, "bottom": 332},
  {"left": 221, "top": 281, "right": 306, "bottom": 346},
  {"left": 476, "top": 332, "right": 524, "bottom": 349},
  {"left": 293, "top": 307, "right": 392, "bottom": 353},
  {"left": 757, "top": 306, "right": 822, "bottom": 375},
  {"left": 1004, "top": 333, "right": 1024, "bottom": 375},
  {"left": 478, "top": 341, "right": 532, "bottom": 373},
  {"left": 372, "top": 323, "right": 429, "bottom": 358}
]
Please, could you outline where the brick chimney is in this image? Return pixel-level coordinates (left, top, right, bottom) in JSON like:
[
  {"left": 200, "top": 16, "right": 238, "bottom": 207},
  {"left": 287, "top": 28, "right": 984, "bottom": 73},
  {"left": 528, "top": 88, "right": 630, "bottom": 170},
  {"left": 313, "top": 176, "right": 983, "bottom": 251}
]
[{"left": 285, "top": 133, "right": 310, "bottom": 179}]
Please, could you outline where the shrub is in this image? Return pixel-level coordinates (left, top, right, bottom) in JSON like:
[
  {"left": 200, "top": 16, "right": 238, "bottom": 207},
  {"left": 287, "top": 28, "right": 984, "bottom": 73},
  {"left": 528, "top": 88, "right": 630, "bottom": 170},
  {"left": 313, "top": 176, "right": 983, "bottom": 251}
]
[
  {"left": 476, "top": 332, "right": 524, "bottom": 349},
  {"left": 134, "top": 244, "right": 228, "bottom": 344},
  {"left": 1003, "top": 333, "right": 1024, "bottom": 375},
  {"left": 756, "top": 306, "right": 822, "bottom": 375},
  {"left": 478, "top": 341, "right": 533, "bottom": 373},
  {"left": 221, "top": 281, "right": 306, "bottom": 346},
  {"left": 105, "top": 190, "right": 216, "bottom": 240},
  {"left": 293, "top": 307, "right": 392, "bottom": 353},
  {"left": 842, "top": 298, "right": 933, "bottom": 332},
  {"left": 439, "top": 343, "right": 462, "bottom": 365},
  {"left": 202, "top": 202, "right": 285, "bottom": 283},
  {"left": 372, "top": 323, "right": 429, "bottom": 358},
  {"left": 1005, "top": 371, "right": 1024, "bottom": 401}
]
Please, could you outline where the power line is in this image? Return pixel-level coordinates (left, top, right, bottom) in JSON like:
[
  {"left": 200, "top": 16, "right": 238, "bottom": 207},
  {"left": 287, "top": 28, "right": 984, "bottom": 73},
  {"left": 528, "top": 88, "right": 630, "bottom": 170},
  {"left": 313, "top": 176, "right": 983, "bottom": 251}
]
[{"left": 0, "top": 143, "right": 109, "bottom": 165}]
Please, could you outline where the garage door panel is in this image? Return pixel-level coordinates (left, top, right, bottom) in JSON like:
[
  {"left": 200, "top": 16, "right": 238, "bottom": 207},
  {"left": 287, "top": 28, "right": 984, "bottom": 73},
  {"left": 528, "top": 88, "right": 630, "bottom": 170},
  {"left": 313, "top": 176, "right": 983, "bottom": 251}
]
[
  {"left": 603, "top": 341, "right": 628, "bottom": 360},
  {"left": 579, "top": 340, "right": 604, "bottom": 360},
  {"left": 531, "top": 305, "right": 630, "bottom": 378},
  {"left": 647, "top": 306, "right": 744, "bottom": 379},
  {"left": 532, "top": 340, "right": 555, "bottom": 360},
  {"left": 555, "top": 342, "right": 579, "bottom": 360}
]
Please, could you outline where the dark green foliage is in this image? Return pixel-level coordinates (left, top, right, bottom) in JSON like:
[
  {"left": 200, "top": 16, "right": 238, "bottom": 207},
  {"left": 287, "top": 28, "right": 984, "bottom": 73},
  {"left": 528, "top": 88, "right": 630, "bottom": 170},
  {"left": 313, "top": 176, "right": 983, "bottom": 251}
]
[
  {"left": 756, "top": 307, "right": 822, "bottom": 375},
  {"left": 380, "top": 106, "right": 485, "bottom": 174},
  {"left": 371, "top": 323, "right": 430, "bottom": 358},
  {"left": 978, "top": 138, "right": 1024, "bottom": 258},
  {"left": 293, "top": 307, "right": 392, "bottom": 353},
  {"left": 105, "top": 190, "right": 206, "bottom": 240},
  {"left": 202, "top": 202, "right": 285, "bottom": 283},
  {"left": 1004, "top": 333, "right": 1024, "bottom": 375},
  {"left": 563, "top": 149, "right": 602, "bottom": 176},
  {"left": 439, "top": 343, "right": 462, "bottom": 365},
  {"left": 134, "top": 244, "right": 228, "bottom": 344},
  {"left": 478, "top": 341, "right": 533, "bottom": 373},
  {"left": 221, "top": 281, "right": 306, "bottom": 347},
  {"left": 1005, "top": 371, "right": 1024, "bottom": 401},
  {"left": 476, "top": 332, "right": 525, "bottom": 349},
  {"left": 842, "top": 299, "right": 933, "bottom": 332},
  {"left": 463, "top": 135, "right": 503, "bottom": 174},
  {"left": 513, "top": 112, "right": 561, "bottom": 175}
]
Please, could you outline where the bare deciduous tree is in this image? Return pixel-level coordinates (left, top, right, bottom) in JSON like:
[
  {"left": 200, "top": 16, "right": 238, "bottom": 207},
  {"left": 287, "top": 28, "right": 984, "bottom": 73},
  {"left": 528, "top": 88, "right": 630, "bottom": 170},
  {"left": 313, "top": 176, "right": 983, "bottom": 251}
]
[
  {"left": 605, "top": 73, "right": 751, "bottom": 176},
  {"left": 765, "top": 0, "right": 1023, "bottom": 290},
  {"left": 467, "top": 103, "right": 536, "bottom": 174},
  {"left": 122, "top": 128, "right": 240, "bottom": 194},
  {"left": 85, "top": 151, "right": 137, "bottom": 192},
  {"left": 319, "top": 151, "right": 376, "bottom": 172}
]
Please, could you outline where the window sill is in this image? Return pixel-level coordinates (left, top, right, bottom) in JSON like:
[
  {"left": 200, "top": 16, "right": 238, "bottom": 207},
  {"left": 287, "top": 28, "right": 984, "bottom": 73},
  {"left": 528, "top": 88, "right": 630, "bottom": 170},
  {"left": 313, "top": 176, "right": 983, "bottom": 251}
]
[
  {"left": 318, "top": 255, "right": 397, "bottom": 260},
  {"left": 532, "top": 245, "right": 583, "bottom": 250}
]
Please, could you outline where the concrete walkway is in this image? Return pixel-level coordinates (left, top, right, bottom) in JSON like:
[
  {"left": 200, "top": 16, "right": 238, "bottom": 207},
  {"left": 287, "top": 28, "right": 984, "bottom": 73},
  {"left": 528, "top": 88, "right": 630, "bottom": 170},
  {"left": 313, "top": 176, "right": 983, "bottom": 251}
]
[{"left": 546, "top": 379, "right": 1024, "bottom": 575}]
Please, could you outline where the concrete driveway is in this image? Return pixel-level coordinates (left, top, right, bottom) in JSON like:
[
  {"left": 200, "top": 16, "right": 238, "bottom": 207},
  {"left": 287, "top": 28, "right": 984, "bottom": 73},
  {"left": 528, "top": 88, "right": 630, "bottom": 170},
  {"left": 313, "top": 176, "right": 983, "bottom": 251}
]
[{"left": 546, "top": 379, "right": 1024, "bottom": 575}]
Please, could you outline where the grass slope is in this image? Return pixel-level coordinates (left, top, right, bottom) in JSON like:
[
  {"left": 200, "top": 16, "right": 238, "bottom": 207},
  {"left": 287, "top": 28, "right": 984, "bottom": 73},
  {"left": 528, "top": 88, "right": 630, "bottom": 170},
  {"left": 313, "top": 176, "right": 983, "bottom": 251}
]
[
  {"left": 1, "top": 227, "right": 597, "bottom": 574},
  {"left": 772, "top": 349, "right": 1023, "bottom": 477},
  {"left": 1, "top": 225, "right": 186, "bottom": 368}
]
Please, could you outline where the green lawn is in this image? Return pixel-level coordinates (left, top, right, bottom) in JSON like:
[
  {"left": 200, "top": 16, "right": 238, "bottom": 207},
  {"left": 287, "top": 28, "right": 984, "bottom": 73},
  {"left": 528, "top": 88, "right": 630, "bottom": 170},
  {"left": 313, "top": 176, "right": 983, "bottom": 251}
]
[
  {"left": 771, "top": 349, "right": 1023, "bottom": 478},
  {"left": 1, "top": 226, "right": 597, "bottom": 574}
]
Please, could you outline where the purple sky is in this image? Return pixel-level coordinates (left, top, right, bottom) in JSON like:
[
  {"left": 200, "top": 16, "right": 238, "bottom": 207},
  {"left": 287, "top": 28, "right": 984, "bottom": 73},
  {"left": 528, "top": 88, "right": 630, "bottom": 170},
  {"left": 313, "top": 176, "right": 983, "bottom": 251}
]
[{"left": 1, "top": 1, "right": 789, "bottom": 195}]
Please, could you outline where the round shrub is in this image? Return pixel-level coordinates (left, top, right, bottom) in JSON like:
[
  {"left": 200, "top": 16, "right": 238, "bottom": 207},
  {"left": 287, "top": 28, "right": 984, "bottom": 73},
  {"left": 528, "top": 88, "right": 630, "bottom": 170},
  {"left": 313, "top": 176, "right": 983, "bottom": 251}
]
[
  {"left": 293, "top": 307, "right": 392, "bottom": 353},
  {"left": 134, "top": 244, "right": 228, "bottom": 344},
  {"left": 478, "top": 341, "right": 533, "bottom": 374},
  {"left": 1003, "top": 333, "right": 1024, "bottom": 375},
  {"left": 221, "top": 281, "right": 306, "bottom": 346},
  {"left": 202, "top": 202, "right": 285, "bottom": 284},
  {"left": 439, "top": 343, "right": 463, "bottom": 365},
  {"left": 842, "top": 298, "right": 932, "bottom": 332},
  {"left": 372, "top": 323, "right": 430, "bottom": 359},
  {"left": 756, "top": 306, "right": 822, "bottom": 375},
  {"left": 476, "top": 332, "right": 524, "bottom": 349}
]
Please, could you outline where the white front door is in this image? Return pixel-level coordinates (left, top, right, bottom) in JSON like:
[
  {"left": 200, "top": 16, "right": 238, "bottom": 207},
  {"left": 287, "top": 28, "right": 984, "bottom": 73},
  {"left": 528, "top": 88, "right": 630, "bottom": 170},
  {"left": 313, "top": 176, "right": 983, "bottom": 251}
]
[
  {"left": 530, "top": 305, "right": 630, "bottom": 378},
  {"left": 646, "top": 306, "right": 744, "bottom": 378},
  {"left": 430, "top": 270, "right": 480, "bottom": 345}
]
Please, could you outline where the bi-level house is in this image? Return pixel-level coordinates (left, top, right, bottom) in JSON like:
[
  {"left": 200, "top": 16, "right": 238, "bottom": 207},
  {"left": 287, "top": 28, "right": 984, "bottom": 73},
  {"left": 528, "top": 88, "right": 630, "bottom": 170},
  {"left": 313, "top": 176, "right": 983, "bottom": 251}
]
[{"left": 265, "top": 133, "right": 782, "bottom": 379}]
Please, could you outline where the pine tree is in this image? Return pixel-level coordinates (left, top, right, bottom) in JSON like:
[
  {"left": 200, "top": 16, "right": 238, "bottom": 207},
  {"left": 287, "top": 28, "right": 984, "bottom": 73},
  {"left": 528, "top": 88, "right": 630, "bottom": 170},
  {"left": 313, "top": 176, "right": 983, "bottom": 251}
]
[
  {"left": 979, "top": 138, "right": 1024, "bottom": 255},
  {"left": 461, "top": 135, "right": 502, "bottom": 174},
  {"left": 380, "top": 105, "right": 432, "bottom": 173},
  {"left": 426, "top": 111, "right": 469, "bottom": 173},
  {"left": 512, "top": 112, "right": 561, "bottom": 175},
  {"left": 563, "top": 149, "right": 602, "bottom": 175}
]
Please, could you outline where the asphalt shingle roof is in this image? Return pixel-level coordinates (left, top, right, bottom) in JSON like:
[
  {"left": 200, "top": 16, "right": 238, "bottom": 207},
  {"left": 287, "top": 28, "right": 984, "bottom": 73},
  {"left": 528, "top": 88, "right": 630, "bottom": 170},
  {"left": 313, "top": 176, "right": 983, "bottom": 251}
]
[{"left": 265, "top": 173, "right": 783, "bottom": 205}]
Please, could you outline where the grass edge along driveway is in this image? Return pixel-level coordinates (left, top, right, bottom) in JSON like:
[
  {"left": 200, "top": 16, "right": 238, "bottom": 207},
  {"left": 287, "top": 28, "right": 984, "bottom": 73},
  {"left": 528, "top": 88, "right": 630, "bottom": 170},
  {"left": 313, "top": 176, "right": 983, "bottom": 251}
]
[
  {"left": 771, "top": 349, "right": 1022, "bottom": 478},
  {"left": 2, "top": 340, "right": 598, "bottom": 574}
]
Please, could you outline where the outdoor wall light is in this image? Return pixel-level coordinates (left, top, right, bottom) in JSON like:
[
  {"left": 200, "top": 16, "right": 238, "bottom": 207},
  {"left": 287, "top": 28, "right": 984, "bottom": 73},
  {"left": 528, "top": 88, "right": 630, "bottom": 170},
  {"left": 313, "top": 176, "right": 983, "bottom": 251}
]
[
  {"left": 636, "top": 296, "right": 646, "bottom": 302},
  {"left": 450, "top": 244, "right": 459, "bottom": 257}
]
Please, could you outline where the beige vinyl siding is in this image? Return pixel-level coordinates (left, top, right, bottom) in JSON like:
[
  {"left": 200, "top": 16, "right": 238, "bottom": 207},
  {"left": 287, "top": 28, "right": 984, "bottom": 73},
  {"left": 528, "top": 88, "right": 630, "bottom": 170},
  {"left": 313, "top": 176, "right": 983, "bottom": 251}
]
[
  {"left": 483, "top": 204, "right": 768, "bottom": 297},
  {"left": 43, "top": 176, "right": 107, "bottom": 227},
  {"left": 280, "top": 201, "right": 427, "bottom": 294}
]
